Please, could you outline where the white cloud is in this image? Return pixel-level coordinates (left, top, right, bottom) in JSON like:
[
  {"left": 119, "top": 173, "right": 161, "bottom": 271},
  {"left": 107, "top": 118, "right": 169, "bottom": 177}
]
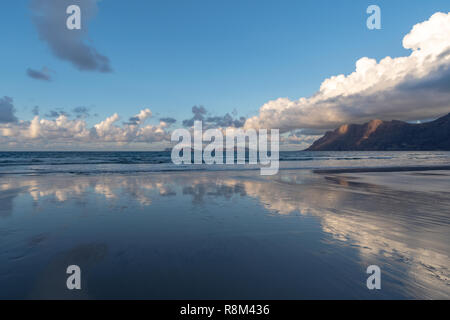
[
  {"left": 0, "top": 109, "right": 169, "bottom": 148},
  {"left": 245, "top": 12, "right": 450, "bottom": 133}
]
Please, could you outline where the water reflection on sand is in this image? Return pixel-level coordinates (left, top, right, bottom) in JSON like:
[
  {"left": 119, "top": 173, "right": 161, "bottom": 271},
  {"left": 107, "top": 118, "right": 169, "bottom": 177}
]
[{"left": 0, "top": 170, "right": 449, "bottom": 299}]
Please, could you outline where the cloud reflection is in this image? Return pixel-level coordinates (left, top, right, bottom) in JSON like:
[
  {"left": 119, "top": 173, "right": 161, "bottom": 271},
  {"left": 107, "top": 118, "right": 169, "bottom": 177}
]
[{"left": 1, "top": 171, "right": 448, "bottom": 298}]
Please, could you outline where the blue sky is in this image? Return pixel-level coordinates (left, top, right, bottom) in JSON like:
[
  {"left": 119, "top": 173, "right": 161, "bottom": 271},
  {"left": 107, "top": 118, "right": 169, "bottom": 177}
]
[{"left": 1, "top": 0, "right": 450, "bottom": 150}]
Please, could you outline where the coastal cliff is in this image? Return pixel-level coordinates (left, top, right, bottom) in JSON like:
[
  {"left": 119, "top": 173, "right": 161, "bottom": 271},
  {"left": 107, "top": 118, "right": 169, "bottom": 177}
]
[{"left": 306, "top": 113, "right": 450, "bottom": 151}]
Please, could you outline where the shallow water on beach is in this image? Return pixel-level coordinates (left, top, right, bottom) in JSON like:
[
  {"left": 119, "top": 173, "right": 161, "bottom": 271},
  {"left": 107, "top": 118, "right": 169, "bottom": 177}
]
[{"left": 0, "top": 170, "right": 449, "bottom": 299}]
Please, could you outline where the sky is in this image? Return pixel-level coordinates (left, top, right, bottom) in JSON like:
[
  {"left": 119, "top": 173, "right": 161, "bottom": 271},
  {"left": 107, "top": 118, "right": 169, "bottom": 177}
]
[{"left": 1, "top": 0, "right": 450, "bottom": 150}]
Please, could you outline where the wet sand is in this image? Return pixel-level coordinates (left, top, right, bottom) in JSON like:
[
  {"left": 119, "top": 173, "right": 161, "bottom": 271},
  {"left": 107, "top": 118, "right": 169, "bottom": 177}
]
[
  {"left": 0, "top": 169, "right": 449, "bottom": 299},
  {"left": 314, "top": 165, "right": 450, "bottom": 174}
]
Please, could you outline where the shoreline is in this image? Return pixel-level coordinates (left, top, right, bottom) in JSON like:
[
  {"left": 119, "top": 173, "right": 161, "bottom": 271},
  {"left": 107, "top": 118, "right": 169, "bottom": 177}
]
[{"left": 314, "top": 165, "right": 450, "bottom": 174}]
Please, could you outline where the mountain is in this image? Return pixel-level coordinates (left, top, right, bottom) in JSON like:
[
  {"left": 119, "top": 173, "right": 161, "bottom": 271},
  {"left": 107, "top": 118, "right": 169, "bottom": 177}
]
[{"left": 306, "top": 113, "right": 450, "bottom": 151}]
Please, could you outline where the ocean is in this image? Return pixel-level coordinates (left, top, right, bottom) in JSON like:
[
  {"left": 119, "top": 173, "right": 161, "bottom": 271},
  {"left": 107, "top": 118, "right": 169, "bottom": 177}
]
[{"left": 1, "top": 151, "right": 450, "bottom": 175}]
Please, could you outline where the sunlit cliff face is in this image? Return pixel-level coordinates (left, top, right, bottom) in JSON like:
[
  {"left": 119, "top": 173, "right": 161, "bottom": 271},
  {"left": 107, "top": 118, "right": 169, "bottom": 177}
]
[{"left": 1, "top": 171, "right": 449, "bottom": 298}]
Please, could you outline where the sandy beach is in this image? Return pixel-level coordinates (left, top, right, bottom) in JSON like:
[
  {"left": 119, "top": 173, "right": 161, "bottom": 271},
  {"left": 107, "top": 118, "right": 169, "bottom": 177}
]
[{"left": 1, "top": 168, "right": 449, "bottom": 299}]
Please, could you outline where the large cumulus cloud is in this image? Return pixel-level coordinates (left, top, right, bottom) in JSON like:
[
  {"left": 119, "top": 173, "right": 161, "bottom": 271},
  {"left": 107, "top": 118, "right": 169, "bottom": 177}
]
[
  {"left": 30, "top": 0, "right": 112, "bottom": 72},
  {"left": 245, "top": 12, "right": 450, "bottom": 133}
]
